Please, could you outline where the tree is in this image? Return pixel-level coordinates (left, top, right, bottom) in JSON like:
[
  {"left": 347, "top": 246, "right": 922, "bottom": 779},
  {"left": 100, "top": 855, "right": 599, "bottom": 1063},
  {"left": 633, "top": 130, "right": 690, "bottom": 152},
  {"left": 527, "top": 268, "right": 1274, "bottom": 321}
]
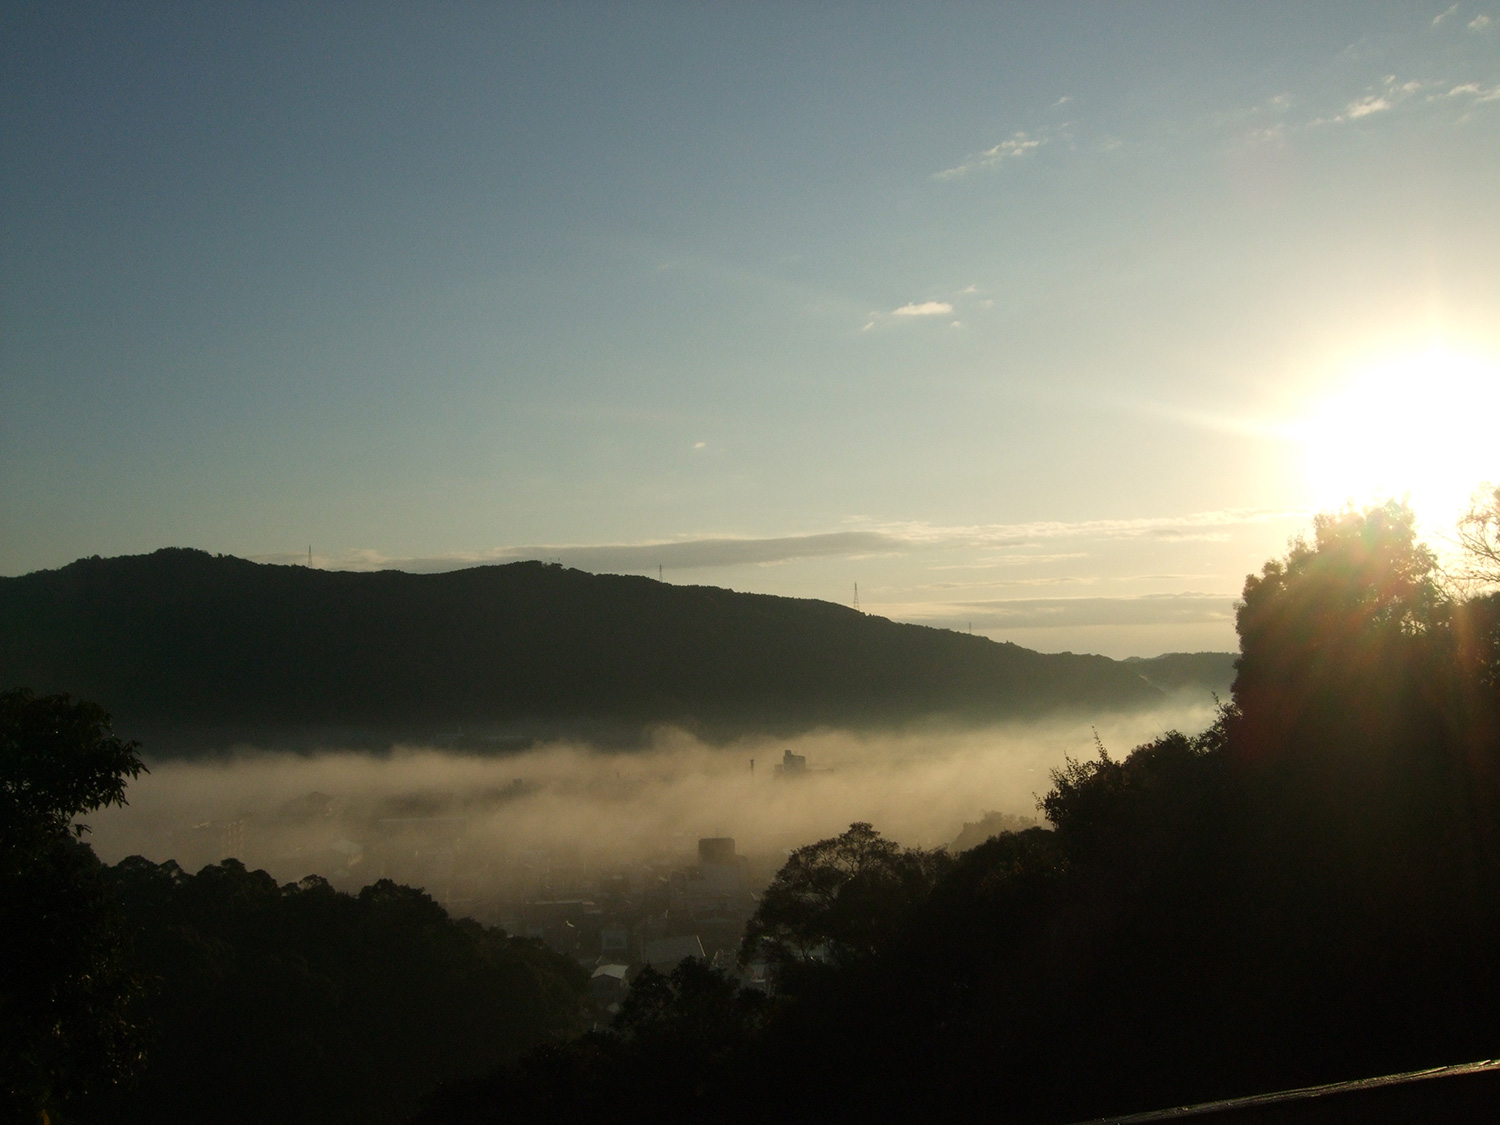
[
  {"left": 0, "top": 688, "right": 147, "bottom": 1122},
  {"left": 1456, "top": 482, "right": 1500, "bottom": 589},
  {"left": 91, "top": 859, "right": 590, "bottom": 1125},
  {"left": 1231, "top": 501, "right": 1446, "bottom": 758},
  {"left": 740, "top": 822, "right": 948, "bottom": 975},
  {"left": 0, "top": 687, "right": 145, "bottom": 840},
  {"left": 1042, "top": 727, "right": 1223, "bottom": 871},
  {"left": 613, "top": 958, "right": 763, "bottom": 1053}
]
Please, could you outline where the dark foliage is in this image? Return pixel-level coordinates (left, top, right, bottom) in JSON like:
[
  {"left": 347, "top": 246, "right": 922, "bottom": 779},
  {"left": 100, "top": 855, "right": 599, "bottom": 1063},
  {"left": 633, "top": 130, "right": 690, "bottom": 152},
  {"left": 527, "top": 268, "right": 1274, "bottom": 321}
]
[
  {"left": 0, "top": 549, "right": 1168, "bottom": 751},
  {"left": 416, "top": 958, "right": 766, "bottom": 1124},
  {"left": 80, "top": 859, "right": 590, "bottom": 1125},
  {"left": 1, "top": 689, "right": 146, "bottom": 1123},
  {"left": 0, "top": 686, "right": 145, "bottom": 838},
  {"left": 417, "top": 502, "right": 1500, "bottom": 1124},
  {"left": 741, "top": 821, "right": 951, "bottom": 973}
]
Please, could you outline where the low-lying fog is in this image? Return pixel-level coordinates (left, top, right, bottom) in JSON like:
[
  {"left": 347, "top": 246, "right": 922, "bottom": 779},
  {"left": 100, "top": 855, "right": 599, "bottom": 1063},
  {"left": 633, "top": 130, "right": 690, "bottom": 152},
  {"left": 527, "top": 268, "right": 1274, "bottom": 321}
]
[{"left": 89, "top": 702, "right": 1218, "bottom": 916}]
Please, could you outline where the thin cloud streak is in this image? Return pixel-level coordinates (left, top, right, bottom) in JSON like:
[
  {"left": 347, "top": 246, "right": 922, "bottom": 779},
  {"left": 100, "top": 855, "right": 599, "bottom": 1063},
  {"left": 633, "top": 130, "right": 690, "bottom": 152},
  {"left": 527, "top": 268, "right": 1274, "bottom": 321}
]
[
  {"left": 933, "top": 131, "right": 1045, "bottom": 180},
  {"left": 250, "top": 510, "right": 1301, "bottom": 576},
  {"left": 253, "top": 532, "right": 908, "bottom": 575},
  {"left": 892, "top": 301, "right": 954, "bottom": 317},
  {"left": 1303, "top": 74, "right": 1500, "bottom": 127},
  {"left": 859, "top": 508, "right": 1305, "bottom": 548},
  {"left": 1442, "top": 81, "right": 1500, "bottom": 102},
  {"left": 897, "top": 593, "right": 1238, "bottom": 630}
]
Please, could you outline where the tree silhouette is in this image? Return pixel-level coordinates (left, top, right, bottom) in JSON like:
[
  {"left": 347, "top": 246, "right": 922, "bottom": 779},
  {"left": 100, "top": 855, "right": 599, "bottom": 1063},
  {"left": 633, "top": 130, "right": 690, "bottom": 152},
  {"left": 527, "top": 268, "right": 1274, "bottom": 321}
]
[
  {"left": 740, "top": 821, "right": 948, "bottom": 975},
  {"left": 0, "top": 687, "right": 145, "bottom": 838},
  {"left": 1457, "top": 482, "right": 1500, "bottom": 589},
  {"left": 1231, "top": 500, "right": 1445, "bottom": 760},
  {"left": 1, "top": 689, "right": 146, "bottom": 1123}
]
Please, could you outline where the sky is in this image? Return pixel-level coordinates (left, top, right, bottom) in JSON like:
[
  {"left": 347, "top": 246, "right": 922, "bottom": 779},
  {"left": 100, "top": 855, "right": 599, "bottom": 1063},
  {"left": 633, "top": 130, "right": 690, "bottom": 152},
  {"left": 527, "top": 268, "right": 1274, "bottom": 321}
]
[{"left": 4, "top": 2, "right": 1499, "bottom": 658}]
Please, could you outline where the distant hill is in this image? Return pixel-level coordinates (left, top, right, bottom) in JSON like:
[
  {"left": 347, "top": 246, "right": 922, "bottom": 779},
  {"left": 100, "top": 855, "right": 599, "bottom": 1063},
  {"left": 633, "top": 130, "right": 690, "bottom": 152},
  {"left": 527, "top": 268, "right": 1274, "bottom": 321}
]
[
  {"left": 1123, "top": 651, "right": 1238, "bottom": 699},
  {"left": 0, "top": 549, "right": 1227, "bottom": 754}
]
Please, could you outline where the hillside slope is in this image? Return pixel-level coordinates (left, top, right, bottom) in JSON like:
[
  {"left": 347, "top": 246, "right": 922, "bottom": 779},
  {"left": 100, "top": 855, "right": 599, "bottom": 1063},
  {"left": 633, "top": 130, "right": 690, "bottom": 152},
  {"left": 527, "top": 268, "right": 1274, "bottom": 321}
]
[
  {"left": 1125, "top": 651, "right": 1237, "bottom": 699},
  {"left": 1, "top": 549, "right": 1180, "bottom": 751}
]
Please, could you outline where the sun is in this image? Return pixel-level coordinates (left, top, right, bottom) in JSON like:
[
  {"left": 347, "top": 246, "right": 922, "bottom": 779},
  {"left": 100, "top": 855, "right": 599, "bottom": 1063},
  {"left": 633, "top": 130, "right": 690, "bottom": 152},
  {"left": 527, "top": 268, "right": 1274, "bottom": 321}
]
[{"left": 1298, "top": 347, "right": 1500, "bottom": 537}]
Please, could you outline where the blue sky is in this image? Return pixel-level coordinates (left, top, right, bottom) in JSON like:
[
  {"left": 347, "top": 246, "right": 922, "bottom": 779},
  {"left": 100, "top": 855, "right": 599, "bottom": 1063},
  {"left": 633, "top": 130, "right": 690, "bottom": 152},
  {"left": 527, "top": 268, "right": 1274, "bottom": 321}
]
[{"left": 4, "top": 2, "right": 1498, "bottom": 656}]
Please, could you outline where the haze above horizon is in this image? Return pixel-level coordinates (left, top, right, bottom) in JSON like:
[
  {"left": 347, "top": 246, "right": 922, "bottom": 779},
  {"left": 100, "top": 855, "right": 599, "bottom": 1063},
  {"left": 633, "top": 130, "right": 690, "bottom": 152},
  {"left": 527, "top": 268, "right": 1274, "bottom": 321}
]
[{"left": 4, "top": 3, "right": 1498, "bottom": 657}]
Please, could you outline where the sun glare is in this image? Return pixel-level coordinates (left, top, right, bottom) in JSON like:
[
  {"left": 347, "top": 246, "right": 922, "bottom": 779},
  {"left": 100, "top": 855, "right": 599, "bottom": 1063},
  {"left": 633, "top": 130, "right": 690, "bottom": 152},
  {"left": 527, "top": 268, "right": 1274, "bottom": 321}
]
[{"left": 1299, "top": 348, "right": 1500, "bottom": 538}]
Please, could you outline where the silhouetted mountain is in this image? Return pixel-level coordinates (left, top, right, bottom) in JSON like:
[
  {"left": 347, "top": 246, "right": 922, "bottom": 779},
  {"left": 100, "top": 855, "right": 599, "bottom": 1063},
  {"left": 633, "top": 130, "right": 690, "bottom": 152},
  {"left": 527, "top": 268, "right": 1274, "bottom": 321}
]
[
  {"left": 1124, "top": 651, "right": 1237, "bottom": 698},
  {"left": 0, "top": 549, "right": 1174, "bottom": 753}
]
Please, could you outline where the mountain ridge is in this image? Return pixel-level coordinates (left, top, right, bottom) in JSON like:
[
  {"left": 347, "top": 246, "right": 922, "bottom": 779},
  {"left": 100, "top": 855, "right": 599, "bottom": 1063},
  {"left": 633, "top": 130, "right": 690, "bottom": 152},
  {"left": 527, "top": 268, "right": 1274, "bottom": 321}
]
[{"left": 0, "top": 549, "right": 1231, "bottom": 754}]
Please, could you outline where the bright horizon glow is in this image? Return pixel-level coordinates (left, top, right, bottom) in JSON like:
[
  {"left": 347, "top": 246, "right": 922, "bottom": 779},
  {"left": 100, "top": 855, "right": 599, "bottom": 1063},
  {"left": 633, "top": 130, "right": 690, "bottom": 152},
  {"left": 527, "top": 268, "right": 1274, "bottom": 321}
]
[{"left": 1298, "top": 348, "right": 1500, "bottom": 542}]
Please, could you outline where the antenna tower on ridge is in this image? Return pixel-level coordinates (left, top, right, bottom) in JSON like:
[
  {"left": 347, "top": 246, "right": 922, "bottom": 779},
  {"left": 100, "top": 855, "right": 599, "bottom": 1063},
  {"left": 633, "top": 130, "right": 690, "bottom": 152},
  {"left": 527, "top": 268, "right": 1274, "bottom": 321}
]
[{"left": 853, "top": 582, "right": 860, "bottom": 613}]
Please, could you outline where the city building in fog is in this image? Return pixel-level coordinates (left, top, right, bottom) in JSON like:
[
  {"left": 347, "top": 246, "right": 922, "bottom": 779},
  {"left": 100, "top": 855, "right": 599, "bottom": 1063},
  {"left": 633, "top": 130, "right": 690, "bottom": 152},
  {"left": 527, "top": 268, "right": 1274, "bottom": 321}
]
[{"left": 773, "top": 749, "right": 807, "bottom": 778}]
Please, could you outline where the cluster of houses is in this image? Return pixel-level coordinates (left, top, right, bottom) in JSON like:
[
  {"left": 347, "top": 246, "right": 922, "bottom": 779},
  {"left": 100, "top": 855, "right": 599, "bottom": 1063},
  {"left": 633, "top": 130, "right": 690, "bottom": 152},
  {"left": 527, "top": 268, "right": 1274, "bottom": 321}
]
[{"left": 507, "top": 835, "right": 769, "bottom": 1013}]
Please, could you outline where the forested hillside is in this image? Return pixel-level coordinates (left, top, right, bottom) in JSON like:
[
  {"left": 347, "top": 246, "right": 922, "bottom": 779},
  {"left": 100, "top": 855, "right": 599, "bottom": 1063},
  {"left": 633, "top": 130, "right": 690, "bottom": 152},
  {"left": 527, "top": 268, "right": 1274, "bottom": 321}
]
[{"left": 0, "top": 549, "right": 1174, "bottom": 751}]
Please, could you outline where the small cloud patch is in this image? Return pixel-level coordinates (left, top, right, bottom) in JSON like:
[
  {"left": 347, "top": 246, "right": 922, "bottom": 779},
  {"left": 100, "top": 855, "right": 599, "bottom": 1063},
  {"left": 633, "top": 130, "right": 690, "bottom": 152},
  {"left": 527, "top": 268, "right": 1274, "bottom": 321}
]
[
  {"left": 934, "top": 131, "right": 1044, "bottom": 180},
  {"left": 1442, "top": 81, "right": 1500, "bottom": 101},
  {"left": 892, "top": 301, "right": 954, "bottom": 317}
]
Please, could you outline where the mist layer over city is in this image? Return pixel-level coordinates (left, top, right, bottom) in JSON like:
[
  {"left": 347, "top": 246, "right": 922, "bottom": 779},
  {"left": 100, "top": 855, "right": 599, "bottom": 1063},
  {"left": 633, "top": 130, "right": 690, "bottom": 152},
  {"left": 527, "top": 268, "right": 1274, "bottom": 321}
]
[{"left": 89, "top": 703, "right": 1215, "bottom": 914}]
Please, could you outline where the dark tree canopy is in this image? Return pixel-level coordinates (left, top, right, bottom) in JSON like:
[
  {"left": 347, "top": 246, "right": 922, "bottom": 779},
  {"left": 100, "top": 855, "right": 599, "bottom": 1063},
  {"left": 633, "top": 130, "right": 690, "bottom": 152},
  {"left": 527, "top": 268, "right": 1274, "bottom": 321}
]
[
  {"left": 0, "top": 686, "right": 144, "bottom": 839},
  {"left": 1, "top": 689, "right": 146, "bottom": 1123},
  {"left": 1236, "top": 502, "right": 1441, "bottom": 684},
  {"left": 740, "top": 821, "right": 949, "bottom": 974}
]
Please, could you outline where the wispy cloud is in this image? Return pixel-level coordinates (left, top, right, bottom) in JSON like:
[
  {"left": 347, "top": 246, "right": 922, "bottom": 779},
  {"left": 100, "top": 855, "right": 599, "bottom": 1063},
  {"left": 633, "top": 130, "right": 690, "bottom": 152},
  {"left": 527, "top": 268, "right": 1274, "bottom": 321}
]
[
  {"left": 1309, "top": 76, "right": 1430, "bottom": 126},
  {"left": 252, "top": 532, "right": 909, "bottom": 575},
  {"left": 891, "top": 301, "right": 954, "bottom": 317},
  {"left": 921, "top": 593, "right": 1237, "bottom": 629},
  {"left": 1440, "top": 80, "right": 1500, "bottom": 101},
  {"left": 857, "top": 507, "right": 1304, "bottom": 549},
  {"left": 1434, "top": 3, "right": 1460, "bottom": 24},
  {"left": 925, "top": 576, "right": 1100, "bottom": 591},
  {"left": 248, "top": 509, "right": 1304, "bottom": 579},
  {"left": 929, "top": 553, "right": 1090, "bottom": 571},
  {"left": 1470, "top": 13, "right": 1492, "bottom": 30},
  {"left": 933, "top": 131, "right": 1045, "bottom": 180},
  {"left": 1305, "top": 71, "right": 1500, "bottom": 128},
  {"left": 1346, "top": 93, "right": 1393, "bottom": 118}
]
